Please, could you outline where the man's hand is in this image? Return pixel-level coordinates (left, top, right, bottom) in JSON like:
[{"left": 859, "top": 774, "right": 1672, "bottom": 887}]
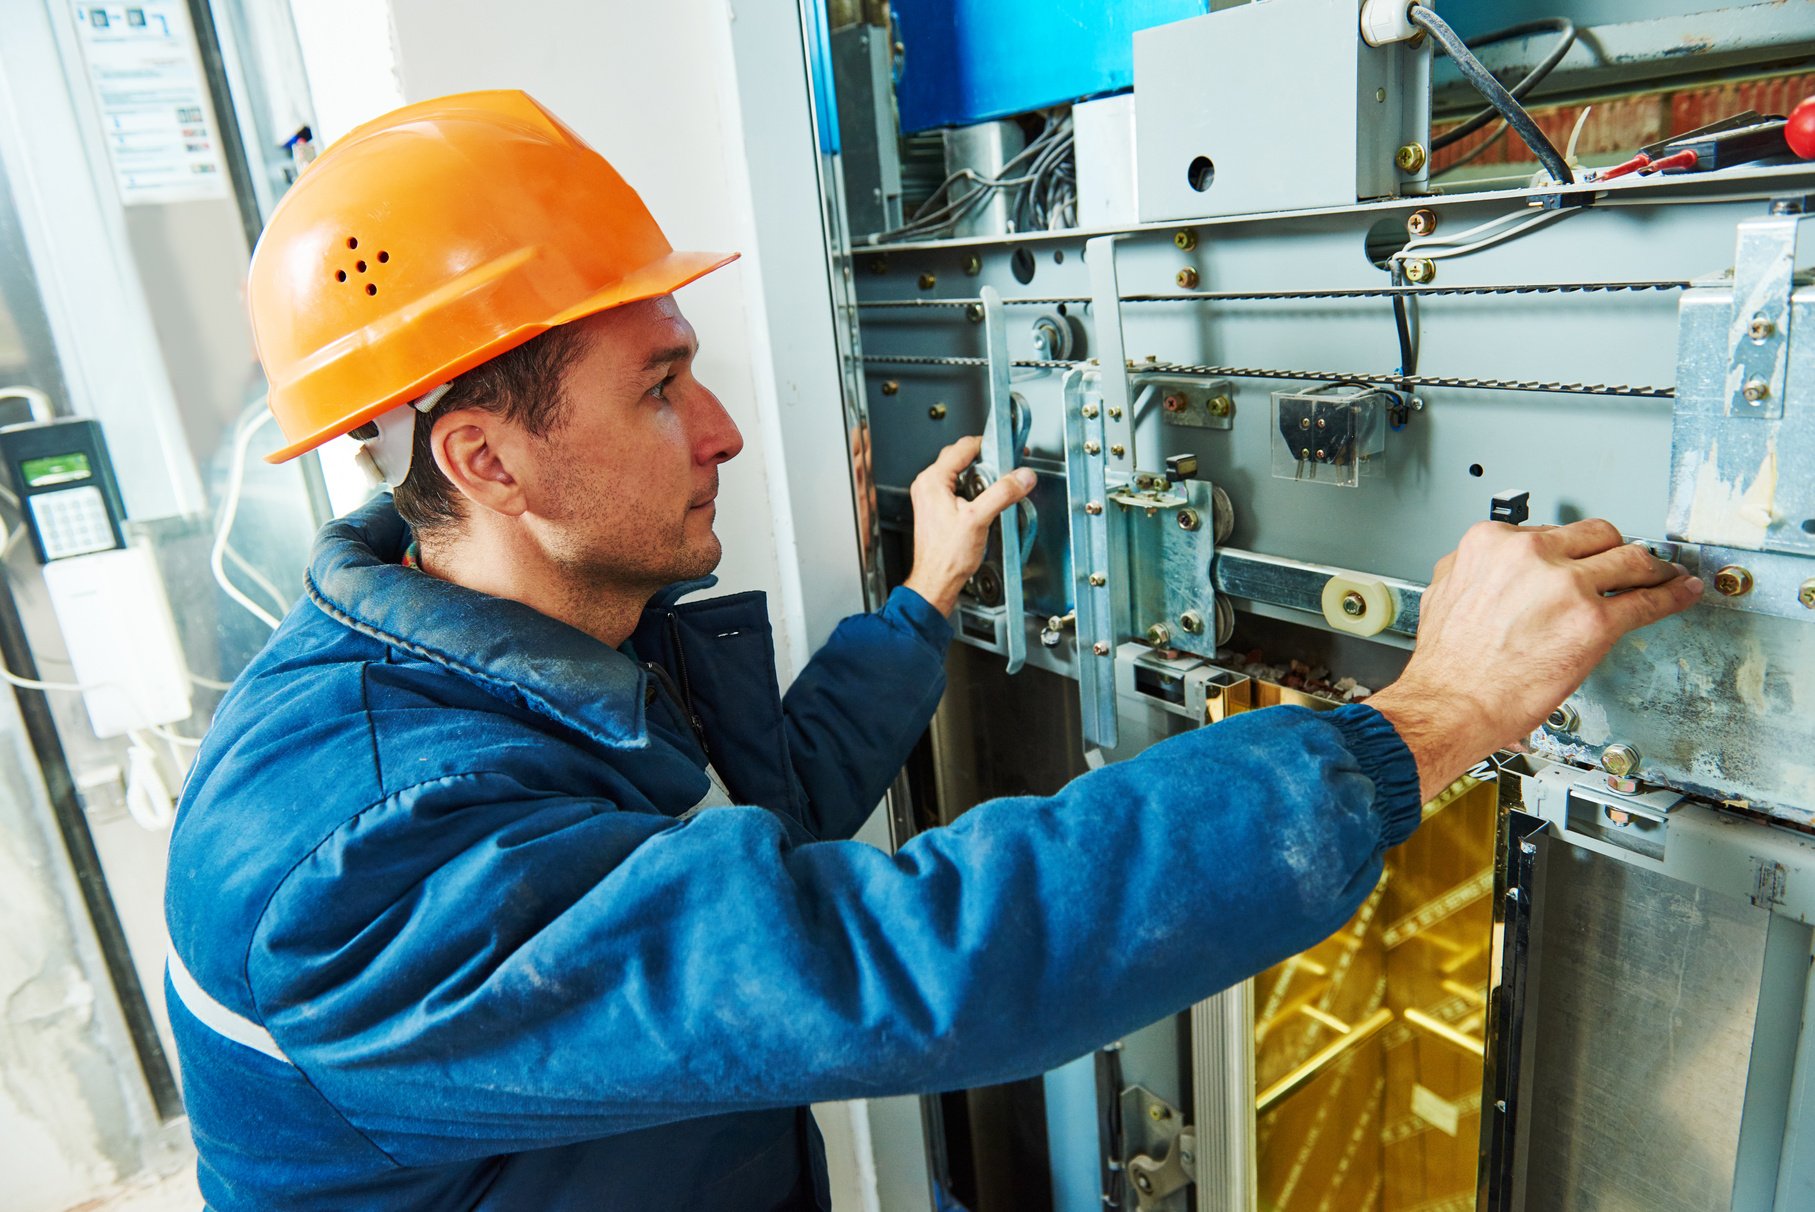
[
  {"left": 1367, "top": 519, "right": 1703, "bottom": 802},
  {"left": 902, "top": 436, "right": 1037, "bottom": 616}
]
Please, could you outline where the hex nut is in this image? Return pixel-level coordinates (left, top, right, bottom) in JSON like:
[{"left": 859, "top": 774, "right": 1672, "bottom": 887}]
[
  {"left": 1180, "top": 610, "right": 1205, "bottom": 635},
  {"left": 1176, "top": 267, "right": 1200, "bottom": 289},
  {"left": 1403, "top": 257, "right": 1436, "bottom": 284},
  {"left": 1146, "top": 623, "right": 1172, "bottom": 647},
  {"left": 1396, "top": 143, "right": 1428, "bottom": 173},
  {"left": 1177, "top": 509, "right": 1201, "bottom": 531},
  {"left": 1545, "top": 703, "right": 1579, "bottom": 732},
  {"left": 1173, "top": 230, "right": 1197, "bottom": 251},
  {"left": 1208, "top": 394, "right": 1233, "bottom": 417},
  {"left": 927, "top": 404, "right": 947, "bottom": 420},
  {"left": 1601, "top": 742, "right": 1641, "bottom": 778},
  {"left": 1406, "top": 208, "right": 1438, "bottom": 238},
  {"left": 1714, "top": 565, "right": 1754, "bottom": 596},
  {"left": 1605, "top": 805, "right": 1634, "bottom": 826}
]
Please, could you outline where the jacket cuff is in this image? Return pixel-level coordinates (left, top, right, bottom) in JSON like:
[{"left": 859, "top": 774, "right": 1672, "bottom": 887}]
[
  {"left": 885, "top": 586, "right": 954, "bottom": 653},
  {"left": 1328, "top": 703, "right": 1422, "bottom": 847}
]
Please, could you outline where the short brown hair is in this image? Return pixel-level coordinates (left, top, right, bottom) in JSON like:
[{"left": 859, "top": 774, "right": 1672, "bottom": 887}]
[{"left": 391, "top": 323, "right": 591, "bottom": 536}]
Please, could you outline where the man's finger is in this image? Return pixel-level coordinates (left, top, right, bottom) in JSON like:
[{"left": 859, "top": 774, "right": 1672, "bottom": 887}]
[
  {"left": 1544, "top": 517, "right": 1625, "bottom": 559},
  {"left": 967, "top": 467, "right": 1036, "bottom": 520},
  {"left": 925, "top": 436, "right": 984, "bottom": 487},
  {"left": 1579, "top": 542, "right": 1685, "bottom": 594},
  {"left": 1600, "top": 574, "right": 1703, "bottom": 634}
]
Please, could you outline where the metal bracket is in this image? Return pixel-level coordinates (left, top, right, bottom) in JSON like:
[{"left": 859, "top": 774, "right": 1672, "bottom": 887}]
[
  {"left": 1086, "top": 233, "right": 1137, "bottom": 461},
  {"left": 1726, "top": 206, "right": 1805, "bottom": 419},
  {"left": 1120, "top": 1085, "right": 1194, "bottom": 1212},
  {"left": 979, "top": 285, "right": 1025, "bottom": 674},
  {"left": 1064, "top": 368, "right": 1119, "bottom": 750}
]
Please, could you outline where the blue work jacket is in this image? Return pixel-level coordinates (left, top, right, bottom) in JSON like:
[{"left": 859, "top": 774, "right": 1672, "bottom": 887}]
[{"left": 165, "top": 496, "right": 1421, "bottom": 1210}]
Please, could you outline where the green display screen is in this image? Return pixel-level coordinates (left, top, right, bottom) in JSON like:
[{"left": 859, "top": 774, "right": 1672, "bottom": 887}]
[{"left": 20, "top": 452, "right": 92, "bottom": 487}]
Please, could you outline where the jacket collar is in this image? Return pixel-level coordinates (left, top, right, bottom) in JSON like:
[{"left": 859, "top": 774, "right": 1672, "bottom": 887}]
[{"left": 304, "top": 496, "right": 715, "bottom": 750}]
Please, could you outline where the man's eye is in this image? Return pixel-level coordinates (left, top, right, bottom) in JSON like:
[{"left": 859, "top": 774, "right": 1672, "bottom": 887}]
[{"left": 649, "top": 375, "right": 676, "bottom": 400}]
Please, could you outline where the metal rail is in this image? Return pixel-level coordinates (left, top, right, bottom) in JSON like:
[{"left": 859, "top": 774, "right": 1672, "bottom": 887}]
[
  {"left": 856, "top": 279, "right": 1692, "bottom": 308},
  {"left": 860, "top": 353, "right": 1675, "bottom": 398}
]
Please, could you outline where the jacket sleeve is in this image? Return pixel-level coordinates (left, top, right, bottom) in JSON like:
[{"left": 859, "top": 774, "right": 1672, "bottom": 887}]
[
  {"left": 778, "top": 586, "right": 952, "bottom": 840},
  {"left": 250, "top": 702, "right": 1420, "bottom": 1166}
]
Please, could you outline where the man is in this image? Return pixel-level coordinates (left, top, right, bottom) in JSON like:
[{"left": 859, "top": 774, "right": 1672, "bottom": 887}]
[{"left": 166, "top": 90, "right": 1700, "bottom": 1210}]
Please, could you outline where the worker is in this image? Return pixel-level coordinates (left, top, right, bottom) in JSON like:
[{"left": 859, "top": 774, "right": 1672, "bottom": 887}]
[{"left": 164, "top": 91, "right": 1701, "bottom": 1211}]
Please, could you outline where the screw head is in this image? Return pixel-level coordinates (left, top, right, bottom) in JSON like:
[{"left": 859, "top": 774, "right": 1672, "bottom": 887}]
[
  {"left": 1173, "top": 230, "right": 1197, "bottom": 251},
  {"left": 1749, "top": 314, "right": 1776, "bottom": 341},
  {"left": 1743, "top": 378, "right": 1771, "bottom": 403},
  {"left": 1299, "top": 417, "right": 1311, "bottom": 430},
  {"left": 1403, "top": 257, "right": 1436, "bottom": 284},
  {"left": 1146, "top": 623, "right": 1172, "bottom": 647},
  {"left": 1396, "top": 142, "right": 1428, "bottom": 173},
  {"left": 1714, "top": 565, "right": 1754, "bottom": 596},
  {"left": 880, "top": 380, "right": 899, "bottom": 396},
  {"left": 1800, "top": 580, "right": 1815, "bottom": 609},
  {"left": 1084, "top": 440, "right": 1101, "bottom": 455},
  {"left": 1092, "top": 641, "right": 1111, "bottom": 656},
  {"left": 963, "top": 255, "right": 982, "bottom": 276},
  {"left": 1340, "top": 590, "right": 1366, "bottom": 617},
  {"left": 1602, "top": 742, "right": 1641, "bottom": 777},
  {"left": 1082, "top": 403, "right": 1099, "bottom": 419},
  {"left": 1176, "top": 266, "right": 1200, "bottom": 289},
  {"left": 918, "top": 272, "right": 937, "bottom": 290},
  {"left": 928, "top": 403, "right": 947, "bottom": 420},
  {"left": 964, "top": 302, "right": 984, "bottom": 323},
  {"left": 1108, "top": 406, "right": 1123, "bottom": 420},
  {"left": 1180, "top": 610, "right": 1205, "bottom": 635},
  {"left": 1088, "top": 572, "right": 1107, "bottom": 587},
  {"left": 1315, "top": 448, "right": 1327, "bottom": 460},
  {"left": 1148, "top": 1105, "right": 1166, "bottom": 1121},
  {"left": 1163, "top": 393, "right": 1186, "bottom": 413},
  {"left": 1407, "top": 208, "right": 1438, "bottom": 238},
  {"left": 1208, "top": 394, "right": 1233, "bottom": 417},
  {"left": 1085, "top": 501, "right": 1103, "bottom": 516},
  {"left": 1110, "top": 443, "right": 1126, "bottom": 457},
  {"left": 1177, "top": 509, "right": 1201, "bottom": 531}
]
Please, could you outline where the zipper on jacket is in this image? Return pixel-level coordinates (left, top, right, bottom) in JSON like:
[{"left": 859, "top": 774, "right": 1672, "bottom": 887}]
[{"left": 644, "top": 651, "right": 711, "bottom": 762}]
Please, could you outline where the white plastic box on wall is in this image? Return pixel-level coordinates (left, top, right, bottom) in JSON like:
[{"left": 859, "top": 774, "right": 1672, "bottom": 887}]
[{"left": 1074, "top": 92, "right": 1139, "bottom": 230}]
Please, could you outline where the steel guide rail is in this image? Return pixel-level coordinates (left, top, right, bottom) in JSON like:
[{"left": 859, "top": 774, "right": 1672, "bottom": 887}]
[
  {"left": 859, "top": 354, "right": 1675, "bottom": 398},
  {"left": 855, "top": 279, "right": 1693, "bottom": 308}
]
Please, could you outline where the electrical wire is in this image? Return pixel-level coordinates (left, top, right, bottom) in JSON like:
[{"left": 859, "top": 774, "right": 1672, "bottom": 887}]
[
  {"left": 868, "top": 111, "right": 1076, "bottom": 243},
  {"left": 211, "top": 407, "right": 283, "bottom": 631},
  {"left": 1409, "top": 5, "right": 1574, "bottom": 186},
  {"left": 1392, "top": 206, "right": 1576, "bottom": 265},
  {"left": 1430, "top": 18, "right": 1576, "bottom": 152}
]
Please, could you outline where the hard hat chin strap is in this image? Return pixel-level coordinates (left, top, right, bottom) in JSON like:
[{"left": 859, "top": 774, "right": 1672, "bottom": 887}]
[{"left": 353, "top": 384, "right": 452, "bottom": 488}]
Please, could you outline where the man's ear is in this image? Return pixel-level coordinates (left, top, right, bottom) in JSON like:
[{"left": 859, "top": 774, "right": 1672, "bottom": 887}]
[{"left": 430, "top": 409, "right": 527, "bottom": 518}]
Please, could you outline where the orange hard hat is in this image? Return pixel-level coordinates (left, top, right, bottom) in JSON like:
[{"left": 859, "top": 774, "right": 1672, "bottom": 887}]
[{"left": 248, "top": 89, "right": 738, "bottom": 463}]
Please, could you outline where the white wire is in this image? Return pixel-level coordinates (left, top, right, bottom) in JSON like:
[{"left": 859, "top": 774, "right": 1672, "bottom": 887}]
[
  {"left": 210, "top": 409, "right": 283, "bottom": 631},
  {"left": 1393, "top": 206, "right": 1574, "bottom": 263},
  {"left": 124, "top": 732, "right": 174, "bottom": 830},
  {"left": 1397, "top": 206, "right": 1543, "bottom": 254},
  {"left": 188, "top": 671, "right": 233, "bottom": 691},
  {"left": 223, "top": 543, "right": 290, "bottom": 616}
]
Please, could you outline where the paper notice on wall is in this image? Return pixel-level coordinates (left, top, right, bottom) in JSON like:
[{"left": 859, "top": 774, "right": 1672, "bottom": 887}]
[{"left": 70, "top": 2, "right": 229, "bottom": 205}]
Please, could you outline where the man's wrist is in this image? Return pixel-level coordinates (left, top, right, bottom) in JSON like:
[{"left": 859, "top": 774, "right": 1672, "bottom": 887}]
[
  {"left": 901, "top": 573, "right": 958, "bottom": 617},
  {"left": 1366, "top": 679, "right": 1495, "bottom": 804}
]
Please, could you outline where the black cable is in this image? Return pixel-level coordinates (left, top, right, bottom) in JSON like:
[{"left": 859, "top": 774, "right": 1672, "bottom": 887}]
[
  {"left": 1431, "top": 17, "right": 1576, "bottom": 152},
  {"left": 1409, "top": 5, "right": 1575, "bottom": 185}
]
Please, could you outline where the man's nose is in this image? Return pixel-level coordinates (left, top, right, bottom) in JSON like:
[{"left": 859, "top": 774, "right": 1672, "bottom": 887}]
[{"left": 693, "top": 386, "right": 743, "bottom": 466}]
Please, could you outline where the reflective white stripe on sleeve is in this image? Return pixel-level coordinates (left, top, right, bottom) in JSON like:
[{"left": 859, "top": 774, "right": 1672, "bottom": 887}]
[{"left": 166, "top": 947, "right": 293, "bottom": 1065}]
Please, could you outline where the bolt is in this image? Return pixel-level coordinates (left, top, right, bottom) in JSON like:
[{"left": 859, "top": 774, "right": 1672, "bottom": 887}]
[
  {"left": 1108, "top": 406, "right": 1123, "bottom": 420},
  {"left": 1605, "top": 807, "right": 1634, "bottom": 828},
  {"left": 1396, "top": 142, "right": 1428, "bottom": 173},
  {"left": 1089, "top": 572, "right": 1107, "bottom": 587},
  {"left": 1084, "top": 440, "right": 1101, "bottom": 455},
  {"left": 1375, "top": 87, "right": 1388, "bottom": 103},
  {"left": 1135, "top": 1174, "right": 1154, "bottom": 1194},
  {"left": 1085, "top": 501, "right": 1103, "bottom": 516},
  {"left": 1177, "top": 509, "right": 1201, "bottom": 531},
  {"left": 1340, "top": 590, "right": 1366, "bottom": 617},
  {"left": 1316, "top": 417, "right": 1327, "bottom": 429},
  {"left": 963, "top": 255, "right": 981, "bottom": 276},
  {"left": 1315, "top": 448, "right": 1327, "bottom": 459},
  {"left": 880, "top": 380, "right": 899, "bottom": 396},
  {"left": 965, "top": 302, "right": 984, "bottom": 323},
  {"left": 1082, "top": 403, "right": 1099, "bottom": 419},
  {"left": 1519, "top": 841, "right": 1537, "bottom": 856},
  {"left": 1110, "top": 443, "right": 1126, "bottom": 457},
  {"left": 1208, "top": 394, "right": 1233, "bottom": 417},
  {"left": 928, "top": 403, "right": 947, "bottom": 420},
  {"left": 1092, "top": 641, "right": 1110, "bottom": 657},
  {"left": 1545, "top": 704, "right": 1579, "bottom": 732},
  {"left": 1714, "top": 565, "right": 1754, "bottom": 596},
  {"left": 1407, "top": 208, "right": 1438, "bottom": 238},
  {"left": 1299, "top": 417, "right": 1311, "bottom": 430},
  {"left": 1163, "top": 393, "right": 1187, "bottom": 413},
  {"left": 1801, "top": 580, "right": 1815, "bottom": 609},
  {"left": 1148, "top": 1105, "right": 1166, "bottom": 1121},
  {"left": 1174, "top": 229, "right": 1198, "bottom": 251},
  {"left": 1181, "top": 610, "right": 1205, "bottom": 635},
  {"left": 1176, "top": 266, "right": 1200, "bottom": 289},
  {"left": 1146, "top": 623, "right": 1172, "bottom": 647},
  {"left": 1743, "top": 378, "right": 1771, "bottom": 403},
  {"left": 918, "top": 272, "right": 936, "bottom": 290},
  {"left": 1403, "top": 257, "right": 1436, "bottom": 284},
  {"left": 1601, "top": 742, "right": 1641, "bottom": 778},
  {"left": 1749, "top": 314, "right": 1776, "bottom": 341}
]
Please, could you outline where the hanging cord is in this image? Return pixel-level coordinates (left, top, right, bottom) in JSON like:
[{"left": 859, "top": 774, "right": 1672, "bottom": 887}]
[
  {"left": 1409, "top": 5, "right": 1575, "bottom": 186},
  {"left": 210, "top": 405, "right": 283, "bottom": 631},
  {"left": 1430, "top": 17, "right": 1576, "bottom": 153}
]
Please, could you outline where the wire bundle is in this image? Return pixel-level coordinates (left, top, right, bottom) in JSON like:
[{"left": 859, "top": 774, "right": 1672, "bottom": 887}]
[
  {"left": 1410, "top": 5, "right": 1575, "bottom": 187},
  {"left": 867, "top": 110, "right": 1076, "bottom": 243}
]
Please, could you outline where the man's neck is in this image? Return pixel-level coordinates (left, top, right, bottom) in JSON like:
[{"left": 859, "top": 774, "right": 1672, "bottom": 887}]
[{"left": 417, "top": 528, "right": 652, "bottom": 649}]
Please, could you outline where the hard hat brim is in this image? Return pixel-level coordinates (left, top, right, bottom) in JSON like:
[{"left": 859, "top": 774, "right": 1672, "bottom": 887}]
[{"left": 263, "top": 247, "right": 740, "bottom": 464}]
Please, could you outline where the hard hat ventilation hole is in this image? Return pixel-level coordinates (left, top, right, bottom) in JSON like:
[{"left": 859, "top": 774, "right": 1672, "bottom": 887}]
[
  {"left": 346, "top": 237, "right": 358, "bottom": 250},
  {"left": 355, "top": 260, "right": 367, "bottom": 273},
  {"left": 335, "top": 269, "right": 346, "bottom": 282},
  {"left": 377, "top": 250, "right": 389, "bottom": 263},
  {"left": 366, "top": 283, "right": 378, "bottom": 296}
]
